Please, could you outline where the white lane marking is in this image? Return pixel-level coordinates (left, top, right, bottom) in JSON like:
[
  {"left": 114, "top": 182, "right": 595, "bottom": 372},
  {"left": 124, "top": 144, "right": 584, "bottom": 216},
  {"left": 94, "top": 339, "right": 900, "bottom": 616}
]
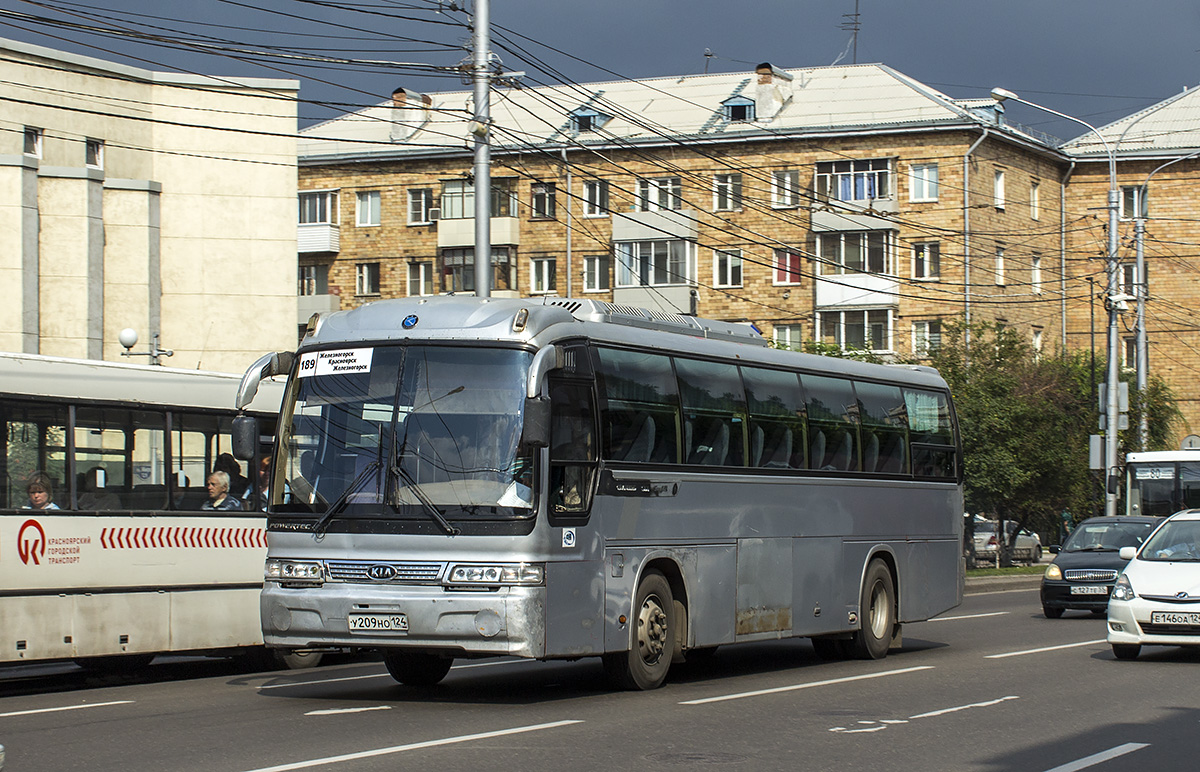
[
  {"left": 238, "top": 720, "right": 582, "bottom": 772},
  {"left": 258, "top": 659, "right": 529, "bottom": 690},
  {"left": 985, "top": 639, "right": 1106, "bottom": 659},
  {"left": 679, "top": 666, "right": 934, "bottom": 706},
  {"left": 305, "top": 706, "right": 392, "bottom": 716},
  {"left": 909, "top": 695, "right": 1019, "bottom": 719},
  {"left": 926, "top": 611, "right": 1009, "bottom": 622},
  {"left": 1042, "top": 743, "right": 1150, "bottom": 772},
  {"left": 0, "top": 700, "right": 133, "bottom": 718}
]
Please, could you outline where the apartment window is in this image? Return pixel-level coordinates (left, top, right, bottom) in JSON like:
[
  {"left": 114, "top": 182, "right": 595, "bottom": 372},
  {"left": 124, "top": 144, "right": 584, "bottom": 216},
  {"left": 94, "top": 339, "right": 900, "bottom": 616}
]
[
  {"left": 531, "top": 183, "right": 557, "bottom": 219},
  {"left": 23, "top": 127, "right": 42, "bottom": 158},
  {"left": 355, "top": 262, "right": 381, "bottom": 296},
  {"left": 816, "top": 159, "right": 892, "bottom": 202},
  {"left": 440, "top": 178, "right": 518, "bottom": 219},
  {"left": 1031, "top": 255, "right": 1043, "bottom": 294},
  {"left": 583, "top": 180, "right": 609, "bottom": 216},
  {"left": 994, "top": 169, "right": 1006, "bottom": 210},
  {"left": 773, "top": 324, "right": 803, "bottom": 350},
  {"left": 299, "top": 191, "right": 338, "bottom": 224},
  {"left": 910, "top": 163, "right": 939, "bottom": 202},
  {"left": 773, "top": 249, "right": 803, "bottom": 285},
  {"left": 408, "top": 188, "right": 436, "bottom": 224},
  {"left": 1124, "top": 337, "right": 1137, "bottom": 369},
  {"left": 570, "top": 109, "right": 609, "bottom": 133},
  {"left": 636, "top": 177, "right": 682, "bottom": 211},
  {"left": 713, "top": 249, "right": 743, "bottom": 288},
  {"left": 1032, "top": 328, "right": 1044, "bottom": 356},
  {"left": 441, "top": 247, "right": 514, "bottom": 293},
  {"left": 817, "top": 231, "right": 892, "bottom": 275},
  {"left": 298, "top": 264, "right": 328, "bottom": 296},
  {"left": 407, "top": 261, "right": 434, "bottom": 296},
  {"left": 820, "top": 309, "right": 892, "bottom": 351},
  {"left": 356, "top": 191, "right": 381, "bottom": 226},
  {"left": 85, "top": 138, "right": 104, "bottom": 169},
  {"left": 1120, "top": 263, "right": 1138, "bottom": 296},
  {"left": 713, "top": 173, "right": 743, "bottom": 211},
  {"left": 614, "top": 239, "right": 695, "bottom": 287},
  {"left": 772, "top": 170, "right": 801, "bottom": 208},
  {"left": 995, "top": 246, "right": 1005, "bottom": 285},
  {"left": 723, "top": 98, "right": 755, "bottom": 123},
  {"left": 584, "top": 254, "right": 611, "bottom": 291},
  {"left": 912, "top": 320, "right": 941, "bottom": 357},
  {"left": 530, "top": 256, "right": 557, "bottom": 293},
  {"left": 1121, "top": 185, "right": 1149, "bottom": 220},
  {"left": 1030, "top": 180, "right": 1041, "bottom": 220},
  {"left": 913, "top": 242, "right": 940, "bottom": 280}
]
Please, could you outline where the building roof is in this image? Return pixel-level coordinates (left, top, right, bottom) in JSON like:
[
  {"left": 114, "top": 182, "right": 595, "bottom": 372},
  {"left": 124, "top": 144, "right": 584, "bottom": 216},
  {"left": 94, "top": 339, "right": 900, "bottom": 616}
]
[
  {"left": 298, "top": 63, "right": 1000, "bottom": 163},
  {"left": 1061, "top": 85, "right": 1200, "bottom": 159}
]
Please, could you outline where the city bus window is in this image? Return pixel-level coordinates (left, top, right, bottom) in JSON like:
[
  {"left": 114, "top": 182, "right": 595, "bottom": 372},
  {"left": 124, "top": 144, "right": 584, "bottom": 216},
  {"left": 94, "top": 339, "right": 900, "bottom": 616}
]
[
  {"left": 854, "top": 381, "right": 909, "bottom": 475},
  {"left": 741, "top": 367, "right": 806, "bottom": 469},
  {"left": 674, "top": 357, "right": 746, "bottom": 466},
  {"left": 74, "top": 407, "right": 166, "bottom": 510},
  {"left": 595, "top": 348, "right": 679, "bottom": 464},
  {"left": 803, "top": 375, "right": 860, "bottom": 472},
  {"left": 1181, "top": 463, "right": 1200, "bottom": 510},
  {"left": 2, "top": 400, "right": 68, "bottom": 509},
  {"left": 548, "top": 379, "right": 597, "bottom": 516},
  {"left": 904, "top": 388, "right": 956, "bottom": 479},
  {"left": 173, "top": 413, "right": 236, "bottom": 509}
]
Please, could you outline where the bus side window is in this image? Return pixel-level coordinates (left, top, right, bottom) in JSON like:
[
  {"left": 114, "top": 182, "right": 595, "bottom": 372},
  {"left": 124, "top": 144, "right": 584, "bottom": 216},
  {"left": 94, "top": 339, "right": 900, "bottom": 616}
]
[
  {"left": 742, "top": 367, "right": 806, "bottom": 470},
  {"left": 904, "top": 388, "right": 957, "bottom": 479},
  {"left": 855, "top": 381, "right": 909, "bottom": 475},
  {"left": 675, "top": 357, "right": 746, "bottom": 467},
  {"left": 75, "top": 407, "right": 167, "bottom": 510},
  {"left": 803, "top": 375, "right": 860, "bottom": 472},
  {"left": 3, "top": 400, "right": 68, "bottom": 510},
  {"left": 548, "top": 379, "right": 597, "bottom": 517},
  {"left": 595, "top": 348, "right": 680, "bottom": 464}
]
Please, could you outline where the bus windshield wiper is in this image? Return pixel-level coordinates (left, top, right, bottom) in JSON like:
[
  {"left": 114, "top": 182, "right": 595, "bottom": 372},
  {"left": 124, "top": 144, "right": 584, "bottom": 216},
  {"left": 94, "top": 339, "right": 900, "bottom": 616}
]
[
  {"left": 389, "top": 464, "right": 460, "bottom": 536},
  {"left": 312, "top": 460, "right": 381, "bottom": 536}
]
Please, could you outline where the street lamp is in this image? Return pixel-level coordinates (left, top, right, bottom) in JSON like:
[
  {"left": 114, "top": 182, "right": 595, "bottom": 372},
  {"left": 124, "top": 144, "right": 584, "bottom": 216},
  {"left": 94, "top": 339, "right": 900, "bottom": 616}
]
[
  {"left": 118, "top": 327, "right": 174, "bottom": 366},
  {"left": 991, "top": 87, "right": 1123, "bottom": 516}
]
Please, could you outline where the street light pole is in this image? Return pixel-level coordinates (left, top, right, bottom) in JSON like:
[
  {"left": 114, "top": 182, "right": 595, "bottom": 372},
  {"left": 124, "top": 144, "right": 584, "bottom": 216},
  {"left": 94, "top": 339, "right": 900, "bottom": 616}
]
[{"left": 991, "top": 88, "right": 1122, "bottom": 516}]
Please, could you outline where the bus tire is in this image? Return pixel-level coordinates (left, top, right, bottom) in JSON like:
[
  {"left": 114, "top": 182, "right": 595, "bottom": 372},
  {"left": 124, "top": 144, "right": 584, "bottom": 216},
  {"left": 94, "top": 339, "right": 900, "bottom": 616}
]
[
  {"left": 850, "top": 560, "right": 895, "bottom": 660},
  {"left": 384, "top": 651, "right": 453, "bottom": 686},
  {"left": 603, "top": 569, "right": 674, "bottom": 690}
]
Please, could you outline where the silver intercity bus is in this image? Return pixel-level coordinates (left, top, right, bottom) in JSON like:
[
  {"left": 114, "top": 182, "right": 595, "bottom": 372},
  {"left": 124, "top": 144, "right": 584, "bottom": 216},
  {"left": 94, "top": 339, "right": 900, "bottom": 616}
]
[{"left": 238, "top": 296, "right": 963, "bottom": 690}]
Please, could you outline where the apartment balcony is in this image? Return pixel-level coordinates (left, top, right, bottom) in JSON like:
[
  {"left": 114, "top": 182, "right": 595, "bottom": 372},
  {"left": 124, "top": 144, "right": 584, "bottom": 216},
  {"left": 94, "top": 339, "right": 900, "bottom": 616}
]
[
  {"left": 298, "top": 223, "right": 340, "bottom": 254},
  {"left": 437, "top": 217, "right": 520, "bottom": 248},
  {"left": 815, "top": 272, "right": 899, "bottom": 308}
]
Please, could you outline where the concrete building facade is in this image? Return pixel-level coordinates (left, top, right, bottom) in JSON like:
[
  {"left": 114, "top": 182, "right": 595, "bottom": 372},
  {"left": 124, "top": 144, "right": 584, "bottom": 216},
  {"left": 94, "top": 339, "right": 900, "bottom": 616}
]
[{"left": 0, "top": 37, "right": 299, "bottom": 373}]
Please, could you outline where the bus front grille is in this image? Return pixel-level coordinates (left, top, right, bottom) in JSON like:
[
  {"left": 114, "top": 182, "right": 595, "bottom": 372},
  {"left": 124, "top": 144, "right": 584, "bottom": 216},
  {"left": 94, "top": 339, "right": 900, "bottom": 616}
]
[{"left": 325, "top": 560, "right": 444, "bottom": 583}]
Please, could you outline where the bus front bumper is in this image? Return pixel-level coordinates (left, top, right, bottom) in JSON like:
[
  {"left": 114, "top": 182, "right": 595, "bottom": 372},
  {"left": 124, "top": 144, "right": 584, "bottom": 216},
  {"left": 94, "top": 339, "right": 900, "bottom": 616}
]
[{"left": 261, "top": 582, "right": 545, "bottom": 658}]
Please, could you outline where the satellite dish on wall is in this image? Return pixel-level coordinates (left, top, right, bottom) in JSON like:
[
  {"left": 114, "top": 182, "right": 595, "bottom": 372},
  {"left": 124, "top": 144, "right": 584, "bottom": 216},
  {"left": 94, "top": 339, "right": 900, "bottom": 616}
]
[{"left": 1182, "top": 435, "right": 1200, "bottom": 450}]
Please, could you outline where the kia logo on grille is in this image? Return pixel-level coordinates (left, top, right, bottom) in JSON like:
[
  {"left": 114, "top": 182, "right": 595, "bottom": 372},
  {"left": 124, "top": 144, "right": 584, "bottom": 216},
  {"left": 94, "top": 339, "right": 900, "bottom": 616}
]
[{"left": 367, "top": 564, "right": 397, "bottom": 581}]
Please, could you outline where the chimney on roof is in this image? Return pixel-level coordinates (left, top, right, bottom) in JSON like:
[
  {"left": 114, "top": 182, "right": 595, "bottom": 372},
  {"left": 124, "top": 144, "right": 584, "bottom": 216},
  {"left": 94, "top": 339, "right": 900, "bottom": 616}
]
[
  {"left": 754, "top": 63, "right": 794, "bottom": 123},
  {"left": 390, "top": 87, "right": 432, "bottom": 142}
]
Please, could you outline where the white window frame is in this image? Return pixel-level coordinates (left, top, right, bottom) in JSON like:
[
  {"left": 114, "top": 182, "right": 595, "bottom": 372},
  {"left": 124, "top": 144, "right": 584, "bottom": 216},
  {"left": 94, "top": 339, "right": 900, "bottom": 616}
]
[
  {"left": 614, "top": 240, "right": 695, "bottom": 287},
  {"left": 913, "top": 242, "right": 940, "bottom": 280},
  {"left": 995, "top": 246, "right": 1006, "bottom": 285},
  {"left": 772, "top": 170, "right": 801, "bottom": 208},
  {"left": 818, "top": 308, "right": 893, "bottom": 353},
  {"left": 1030, "top": 179, "right": 1040, "bottom": 221},
  {"left": 356, "top": 191, "right": 381, "bottom": 227},
  {"left": 773, "top": 324, "right": 803, "bottom": 351},
  {"left": 713, "top": 173, "right": 743, "bottom": 211},
  {"left": 1031, "top": 255, "right": 1043, "bottom": 294},
  {"left": 408, "top": 188, "right": 435, "bottom": 225},
  {"left": 816, "top": 159, "right": 893, "bottom": 203},
  {"left": 712, "top": 249, "right": 743, "bottom": 288},
  {"left": 355, "top": 262, "right": 381, "bottom": 296},
  {"left": 23, "top": 127, "right": 43, "bottom": 158},
  {"left": 583, "top": 254, "right": 611, "bottom": 291},
  {"left": 773, "top": 249, "right": 803, "bottom": 285},
  {"left": 912, "top": 320, "right": 941, "bottom": 357},
  {"left": 583, "top": 180, "right": 609, "bottom": 217},
  {"left": 636, "top": 177, "right": 682, "bottom": 212},
  {"left": 1119, "top": 263, "right": 1138, "bottom": 296},
  {"left": 299, "top": 190, "right": 338, "bottom": 225},
  {"left": 1123, "top": 337, "right": 1136, "bottom": 369},
  {"left": 407, "top": 260, "right": 434, "bottom": 296},
  {"left": 298, "top": 265, "right": 318, "bottom": 296},
  {"left": 1032, "top": 328, "right": 1044, "bottom": 357},
  {"left": 910, "top": 163, "right": 939, "bottom": 202},
  {"left": 1121, "top": 185, "right": 1149, "bottom": 220},
  {"left": 531, "top": 182, "right": 556, "bottom": 219},
  {"left": 85, "top": 138, "right": 104, "bottom": 170},
  {"left": 994, "top": 169, "right": 1006, "bottom": 210},
  {"left": 817, "top": 231, "right": 894, "bottom": 275},
  {"left": 530, "top": 256, "right": 557, "bottom": 294}
]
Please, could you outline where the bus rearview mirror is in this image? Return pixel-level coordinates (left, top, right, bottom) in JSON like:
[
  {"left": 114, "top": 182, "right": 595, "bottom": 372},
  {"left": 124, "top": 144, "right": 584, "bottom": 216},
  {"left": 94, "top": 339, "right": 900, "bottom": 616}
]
[
  {"left": 232, "top": 415, "right": 259, "bottom": 461},
  {"left": 521, "top": 397, "right": 551, "bottom": 449}
]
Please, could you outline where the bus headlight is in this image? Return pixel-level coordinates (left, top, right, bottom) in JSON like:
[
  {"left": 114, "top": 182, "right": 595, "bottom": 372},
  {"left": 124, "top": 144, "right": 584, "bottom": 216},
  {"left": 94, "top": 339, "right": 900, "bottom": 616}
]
[
  {"left": 1111, "top": 574, "right": 1136, "bottom": 602},
  {"left": 266, "top": 559, "right": 324, "bottom": 585},
  {"left": 446, "top": 563, "right": 545, "bottom": 587}
]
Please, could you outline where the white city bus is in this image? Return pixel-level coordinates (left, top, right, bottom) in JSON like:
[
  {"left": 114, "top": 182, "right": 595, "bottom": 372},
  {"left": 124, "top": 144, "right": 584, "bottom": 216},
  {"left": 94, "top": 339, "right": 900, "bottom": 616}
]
[
  {"left": 1125, "top": 449, "right": 1200, "bottom": 517},
  {"left": 0, "top": 352, "right": 319, "bottom": 670},
  {"left": 240, "top": 297, "right": 964, "bottom": 690}
]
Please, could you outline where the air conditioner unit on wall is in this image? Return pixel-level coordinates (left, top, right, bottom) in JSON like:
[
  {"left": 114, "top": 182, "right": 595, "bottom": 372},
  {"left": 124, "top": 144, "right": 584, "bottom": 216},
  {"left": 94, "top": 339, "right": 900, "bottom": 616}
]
[{"left": 427, "top": 208, "right": 441, "bottom": 222}]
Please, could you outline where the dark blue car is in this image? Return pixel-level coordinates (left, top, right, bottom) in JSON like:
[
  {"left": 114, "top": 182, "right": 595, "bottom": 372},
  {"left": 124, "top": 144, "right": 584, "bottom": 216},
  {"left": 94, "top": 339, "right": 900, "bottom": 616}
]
[{"left": 1040, "top": 516, "right": 1162, "bottom": 618}]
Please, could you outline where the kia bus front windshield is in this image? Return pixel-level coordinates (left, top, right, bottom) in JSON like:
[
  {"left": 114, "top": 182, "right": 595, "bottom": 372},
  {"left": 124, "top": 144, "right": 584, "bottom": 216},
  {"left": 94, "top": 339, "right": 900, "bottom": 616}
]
[{"left": 272, "top": 345, "right": 534, "bottom": 522}]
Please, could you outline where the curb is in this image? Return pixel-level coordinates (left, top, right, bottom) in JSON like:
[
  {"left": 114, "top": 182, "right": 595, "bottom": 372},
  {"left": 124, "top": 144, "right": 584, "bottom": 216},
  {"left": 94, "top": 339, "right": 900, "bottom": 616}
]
[{"left": 964, "top": 574, "right": 1042, "bottom": 594}]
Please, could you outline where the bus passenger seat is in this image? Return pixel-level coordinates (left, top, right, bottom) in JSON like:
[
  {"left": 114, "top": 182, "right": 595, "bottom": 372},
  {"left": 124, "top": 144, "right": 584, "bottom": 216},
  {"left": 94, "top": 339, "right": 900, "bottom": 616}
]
[
  {"left": 750, "top": 425, "right": 765, "bottom": 467},
  {"left": 864, "top": 434, "right": 880, "bottom": 473},
  {"left": 625, "top": 415, "right": 655, "bottom": 462},
  {"left": 763, "top": 427, "right": 792, "bottom": 468},
  {"left": 810, "top": 430, "right": 826, "bottom": 469}
]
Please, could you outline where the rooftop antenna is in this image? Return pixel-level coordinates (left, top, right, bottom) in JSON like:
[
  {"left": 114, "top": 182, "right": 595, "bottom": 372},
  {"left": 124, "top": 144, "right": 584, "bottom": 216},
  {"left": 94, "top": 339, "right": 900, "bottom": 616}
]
[
  {"left": 840, "top": 0, "right": 861, "bottom": 64},
  {"left": 704, "top": 48, "right": 714, "bottom": 74}
]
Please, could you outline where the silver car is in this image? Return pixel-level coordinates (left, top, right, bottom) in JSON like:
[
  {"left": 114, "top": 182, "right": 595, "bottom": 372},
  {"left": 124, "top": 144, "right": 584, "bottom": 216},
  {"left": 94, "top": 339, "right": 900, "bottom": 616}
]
[{"left": 971, "top": 519, "right": 1043, "bottom": 565}]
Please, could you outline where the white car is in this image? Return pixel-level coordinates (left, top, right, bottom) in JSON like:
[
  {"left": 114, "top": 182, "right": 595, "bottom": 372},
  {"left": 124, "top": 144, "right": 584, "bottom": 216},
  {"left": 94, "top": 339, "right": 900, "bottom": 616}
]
[
  {"left": 1107, "top": 509, "right": 1200, "bottom": 660},
  {"left": 970, "top": 518, "right": 1043, "bottom": 565}
]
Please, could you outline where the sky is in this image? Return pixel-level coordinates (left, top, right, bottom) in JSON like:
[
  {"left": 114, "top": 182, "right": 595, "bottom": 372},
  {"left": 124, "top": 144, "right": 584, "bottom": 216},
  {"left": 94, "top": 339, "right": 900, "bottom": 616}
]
[{"left": 2, "top": 0, "right": 1199, "bottom": 140}]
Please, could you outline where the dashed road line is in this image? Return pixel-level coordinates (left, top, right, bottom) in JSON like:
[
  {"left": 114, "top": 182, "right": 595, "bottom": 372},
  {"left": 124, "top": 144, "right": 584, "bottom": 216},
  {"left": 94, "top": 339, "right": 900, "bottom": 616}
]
[
  {"left": 0, "top": 700, "right": 133, "bottom": 717},
  {"left": 679, "top": 665, "right": 934, "bottom": 706},
  {"left": 1042, "top": 742, "right": 1149, "bottom": 772},
  {"left": 985, "top": 639, "right": 1106, "bottom": 659}
]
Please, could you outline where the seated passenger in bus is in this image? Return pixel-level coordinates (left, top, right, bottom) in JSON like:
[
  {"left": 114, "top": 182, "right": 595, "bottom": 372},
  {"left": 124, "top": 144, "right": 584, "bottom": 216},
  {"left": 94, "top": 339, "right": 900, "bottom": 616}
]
[
  {"left": 78, "top": 466, "right": 122, "bottom": 510},
  {"left": 215, "top": 454, "right": 251, "bottom": 501},
  {"left": 23, "top": 472, "right": 60, "bottom": 510},
  {"left": 203, "top": 471, "right": 243, "bottom": 511}
]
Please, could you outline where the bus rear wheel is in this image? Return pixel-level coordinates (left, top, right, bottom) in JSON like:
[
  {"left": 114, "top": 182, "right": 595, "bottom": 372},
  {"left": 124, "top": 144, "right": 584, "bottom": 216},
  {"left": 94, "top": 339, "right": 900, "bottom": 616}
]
[
  {"left": 603, "top": 569, "right": 675, "bottom": 690},
  {"left": 384, "top": 651, "right": 453, "bottom": 686},
  {"left": 850, "top": 560, "right": 896, "bottom": 660}
]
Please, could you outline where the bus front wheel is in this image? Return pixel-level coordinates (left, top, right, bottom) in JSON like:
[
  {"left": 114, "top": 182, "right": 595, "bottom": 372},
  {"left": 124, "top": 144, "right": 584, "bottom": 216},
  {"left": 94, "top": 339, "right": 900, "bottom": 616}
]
[
  {"left": 603, "top": 569, "right": 675, "bottom": 690},
  {"left": 384, "top": 651, "right": 453, "bottom": 686},
  {"left": 850, "top": 560, "right": 896, "bottom": 660}
]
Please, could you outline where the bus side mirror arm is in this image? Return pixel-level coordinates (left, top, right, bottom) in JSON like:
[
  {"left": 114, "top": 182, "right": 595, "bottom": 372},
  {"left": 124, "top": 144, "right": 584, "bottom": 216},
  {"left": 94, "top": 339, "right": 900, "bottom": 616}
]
[
  {"left": 236, "top": 351, "right": 295, "bottom": 410},
  {"left": 526, "top": 345, "right": 564, "bottom": 399}
]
